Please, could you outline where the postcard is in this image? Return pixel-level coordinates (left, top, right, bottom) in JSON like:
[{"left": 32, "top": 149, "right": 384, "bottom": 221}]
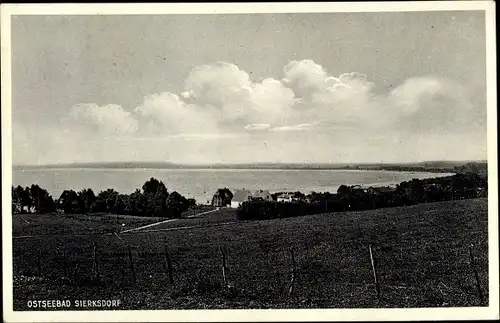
[{"left": 1, "top": 2, "right": 498, "bottom": 322}]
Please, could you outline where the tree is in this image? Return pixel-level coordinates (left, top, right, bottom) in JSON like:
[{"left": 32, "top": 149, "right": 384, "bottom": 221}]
[
  {"left": 141, "top": 177, "right": 168, "bottom": 217},
  {"left": 337, "top": 185, "right": 351, "bottom": 196},
  {"left": 236, "top": 200, "right": 279, "bottom": 220},
  {"left": 166, "top": 191, "right": 189, "bottom": 218},
  {"left": 142, "top": 178, "right": 166, "bottom": 195},
  {"left": 78, "top": 188, "right": 96, "bottom": 214},
  {"left": 12, "top": 185, "right": 55, "bottom": 214},
  {"left": 12, "top": 186, "right": 22, "bottom": 214},
  {"left": 21, "top": 186, "right": 33, "bottom": 213},
  {"left": 93, "top": 189, "right": 119, "bottom": 213},
  {"left": 153, "top": 183, "right": 169, "bottom": 217},
  {"left": 293, "top": 191, "right": 305, "bottom": 199},
  {"left": 113, "top": 194, "right": 128, "bottom": 215},
  {"left": 128, "top": 189, "right": 146, "bottom": 216},
  {"left": 187, "top": 198, "right": 196, "bottom": 208},
  {"left": 140, "top": 178, "right": 169, "bottom": 217},
  {"left": 29, "top": 184, "right": 56, "bottom": 213},
  {"left": 12, "top": 185, "right": 29, "bottom": 213}
]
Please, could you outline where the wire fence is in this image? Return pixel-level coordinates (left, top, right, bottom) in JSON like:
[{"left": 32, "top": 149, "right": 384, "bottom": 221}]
[{"left": 13, "top": 226, "right": 489, "bottom": 308}]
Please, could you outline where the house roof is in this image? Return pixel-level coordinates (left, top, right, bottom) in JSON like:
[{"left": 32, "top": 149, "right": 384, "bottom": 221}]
[
  {"left": 277, "top": 193, "right": 294, "bottom": 199},
  {"left": 213, "top": 188, "right": 233, "bottom": 198},
  {"left": 253, "top": 189, "right": 271, "bottom": 198},
  {"left": 58, "top": 190, "right": 72, "bottom": 200},
  {"left": 232, "top": 189, "right": 253, "bottom": 202},
  {"left": 57, "top": 190, "right": 78, "bottom": 206}
]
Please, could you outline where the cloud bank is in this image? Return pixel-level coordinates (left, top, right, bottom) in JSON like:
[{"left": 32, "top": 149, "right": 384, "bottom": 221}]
[{"left": 13, "top": 59, "right": 487, "bottom": 164}]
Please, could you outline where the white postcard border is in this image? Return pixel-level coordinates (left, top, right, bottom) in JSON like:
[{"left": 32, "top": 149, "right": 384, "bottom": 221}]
[{"left": 1, "top": 2, "right": 498, "bottom": 322}]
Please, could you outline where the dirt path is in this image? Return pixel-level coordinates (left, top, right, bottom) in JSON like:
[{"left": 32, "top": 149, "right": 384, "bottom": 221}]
[
  {"left": 120, "top": 220, "right": 238, "bottom": 234},
  {"left": 119, "top": 208, "right": 220, "bottom": 233}
]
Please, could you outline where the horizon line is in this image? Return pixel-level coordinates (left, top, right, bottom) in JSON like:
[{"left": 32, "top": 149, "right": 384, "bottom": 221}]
[{"left": 13, "top": 159, "right": 487, "bottom": 168}]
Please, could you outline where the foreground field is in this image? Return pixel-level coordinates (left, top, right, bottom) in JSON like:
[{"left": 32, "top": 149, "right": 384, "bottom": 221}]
[
  {"left": 12, "top": 205, "right": 217, "bottom": 237},
  {"left": 12, "top": 198, "right": 488, "bottom": 310}
]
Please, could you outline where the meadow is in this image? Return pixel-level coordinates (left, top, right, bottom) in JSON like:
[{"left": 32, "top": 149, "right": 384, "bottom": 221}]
[{"left": 12, "top": 198, "right": 488, "bottom": 310}]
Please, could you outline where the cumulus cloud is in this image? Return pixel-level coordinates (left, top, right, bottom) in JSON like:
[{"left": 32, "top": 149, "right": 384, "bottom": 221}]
[
  {"left": 155, "top": 60, "right": 460, "bottom": 136},
  {"left": 282, "top": 59, "right": 332, "bottom": 97},
  {"left": 388, "top": 76, "right": 479, "bottom": 133},
  {"left": 34, "top": 59, "right": 484, "bottom": 164},
  {"left": 181, "top": 62, "right": 298, "bottom": 126},
  {"left": 70, "top": 103, "right": 138, "bottom": 136},
  {"left": 183, "top": 61, "right": 251, "bottom": 110},
  {"left": 67, "top": 60, "right": 479, "bottom": 140},
  {"left": 249, "top": 78, "right": 298, "bottom": 123},
  {"left": 389, "top": 77, "right": 445, "bottom": 115},
  {"left": 134, "top": 92, "right": 220, "bottom": 135}
]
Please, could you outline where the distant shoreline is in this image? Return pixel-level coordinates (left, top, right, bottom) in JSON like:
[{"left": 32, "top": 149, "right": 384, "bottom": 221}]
[
  {"left": 13, "top": 167, "right": 457, "bottom": 175},
  {"left": 12, "top": 160, "right": 485, "bottom": 173}
]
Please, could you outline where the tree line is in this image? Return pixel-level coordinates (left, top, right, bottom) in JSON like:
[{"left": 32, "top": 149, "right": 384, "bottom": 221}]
[
  {"left": 12, "top": 177, "right": 195, "bottom": 218},
  {"left": 11, "top": 184, "right": 56, "bottom": 214},
  {"left": 236, "top": 172, "right": 488, "bottom": 221}
]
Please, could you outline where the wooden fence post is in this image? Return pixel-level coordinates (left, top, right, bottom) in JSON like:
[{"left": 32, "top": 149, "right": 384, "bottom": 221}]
[
  {"left": 74, "top": 261, "right": 80, "bottom": 281},
  {"left": 63, "top": 248, "right": 68, "bottom": 278},
  {"left": 469, "top": 243, "right": 484, "bottom": 306},
  {"left": 164, "top": 244, "right": 174, "bottom": 284},
  {"left": 220, "top": 245, "right": 228, "bottom": 288},
  {"left": 93, "top": 243, "right": 100, "bottom": 279},
  {"left": 288, "top": 246, "right": 296, "bottom": 297},
  {"left": 369, "top": 244, "right": 381, "bottom": 300},
  {"left": 128, "top": 245, "right": 136, "bottom": 283}
]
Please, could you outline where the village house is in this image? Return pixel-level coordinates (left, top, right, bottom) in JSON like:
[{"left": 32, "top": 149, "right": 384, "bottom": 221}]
[
  {"left": 276, "top": 192, "right": 300, "bottom": 203},
  {"left": 277, "top": 192, "right": 293, "bottom": 203},
  {"left": 56, "top": 190, "right": 80, "bottom": 214},
  {"left": 230, "top": 189, "right": 253, "bottom": 208},
  {"left": 211, "top": 188, "right": 233, "bottom": 207},
  {"left": 252, "top": 189, "right": 272, "bottom": 201}
]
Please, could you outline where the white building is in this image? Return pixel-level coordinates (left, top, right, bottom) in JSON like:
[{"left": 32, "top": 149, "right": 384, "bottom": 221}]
[
  {"left": 277, "top": 192, "right": 294, "bottom": 203},
  {"left": 276, "top": 192, "right": 301, "bottom": 203},
  {"left": 230, "top": 189, "right": 253, "bottom": 208}
]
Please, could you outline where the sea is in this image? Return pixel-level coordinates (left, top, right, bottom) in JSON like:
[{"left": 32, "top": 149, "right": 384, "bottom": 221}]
[{"left": 12, "top": 168, "right": 454, "bottom": 205}]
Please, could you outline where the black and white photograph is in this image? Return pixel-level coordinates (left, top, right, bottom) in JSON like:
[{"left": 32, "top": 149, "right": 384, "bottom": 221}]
[{"left": 1, "top": 2, "right": 498, "bottom": 322}]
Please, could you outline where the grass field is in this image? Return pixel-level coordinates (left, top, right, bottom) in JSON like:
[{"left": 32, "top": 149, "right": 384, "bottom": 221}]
[
  {"left": 12, "top": 213, "right": 159, "bottom": 237},
  {"left": 12, "top": 205, "right": 218, "bottom": 237},
  {"left": 12, "top": 198, "right": 488, "bottom": 310}
]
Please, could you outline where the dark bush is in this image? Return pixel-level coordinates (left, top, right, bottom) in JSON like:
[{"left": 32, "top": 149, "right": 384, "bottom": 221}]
[{"left": 237, "top": 173, "right": 487, "bottom": 221}]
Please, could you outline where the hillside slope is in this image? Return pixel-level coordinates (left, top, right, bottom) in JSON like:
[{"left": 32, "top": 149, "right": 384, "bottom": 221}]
[{"left": 13, "top": 198, "right": 488, "bottom": 309}]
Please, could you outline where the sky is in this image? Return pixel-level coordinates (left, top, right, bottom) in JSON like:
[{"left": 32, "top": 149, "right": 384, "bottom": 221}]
[{"left": 11, "top": 11, "right": 488, "bottom": 165}]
